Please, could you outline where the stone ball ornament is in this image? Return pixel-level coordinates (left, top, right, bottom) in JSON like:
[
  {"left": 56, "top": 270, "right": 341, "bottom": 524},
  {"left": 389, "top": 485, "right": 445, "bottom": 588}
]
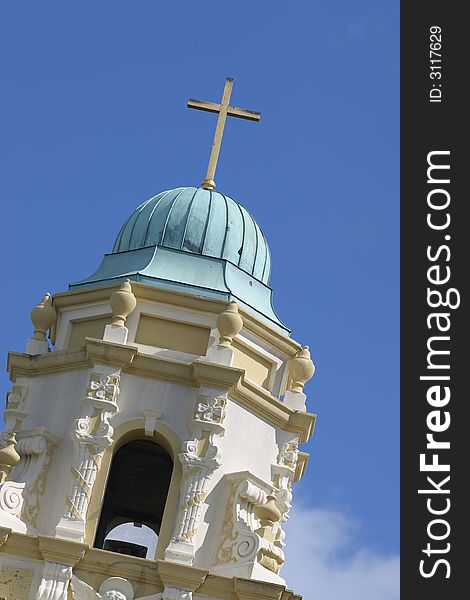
[
  {"left": 31, "top": 292, "right": 57, "bottom": 341},
  {"left": 110, "top": 279, "right": 137, "bottom": 327},
  {"left": 288, "top": 345, "right": 315, "bottom": 393},
  {"left": 217, "top": 300, "right": 243, "bottom": 347}
]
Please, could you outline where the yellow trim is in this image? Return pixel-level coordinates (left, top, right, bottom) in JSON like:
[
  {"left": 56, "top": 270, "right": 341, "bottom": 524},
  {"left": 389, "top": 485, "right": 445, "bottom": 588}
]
[
  {"left": 0, "top": 529, "right": 303, "bottom": 599},
  {"left": 67, "top": 314, "right": 112, "bottom": 350},
  {"left": 75, "top": 548, "right": 161, "bottom": 586},
  {"left": 38, "top": 535, "right": 87, "bottom": 566},
  {"left": 8, "top": 339, "right": 315, "bottom": 444},
  {"left": 157, "top": 559, "right": 208, "bottom": 591},
  {"left": 294, "top": 451, "right": 309, "bottom": 482},
  {"left": 52, "top": 281, "right": 302, "bottom": 356},
  {"left": 135, "top": 313, "right": 210, "bottom": 355},
  {"left": 232, "top": 338, "right": 274, "bottom": 390}
]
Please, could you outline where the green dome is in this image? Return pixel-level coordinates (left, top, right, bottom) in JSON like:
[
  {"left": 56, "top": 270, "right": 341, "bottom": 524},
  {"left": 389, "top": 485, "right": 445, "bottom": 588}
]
[
  {"left": 71, "top": 186, "right": 288, "bottom": 333},
  {"left": 113, "top": 187, "right": 271, "bottom": 284}
]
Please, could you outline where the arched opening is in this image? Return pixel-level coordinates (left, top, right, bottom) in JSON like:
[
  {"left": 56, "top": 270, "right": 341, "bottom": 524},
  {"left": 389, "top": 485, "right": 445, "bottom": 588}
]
[{"left": 94, "top": 439, "right": 173, "bottom": 559}]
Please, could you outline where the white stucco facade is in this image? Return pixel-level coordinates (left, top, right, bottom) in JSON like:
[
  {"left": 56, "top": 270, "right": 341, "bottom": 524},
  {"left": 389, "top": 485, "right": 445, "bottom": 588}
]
[{"left": 0, "top": 281, "right": 315, "bottom": 600}]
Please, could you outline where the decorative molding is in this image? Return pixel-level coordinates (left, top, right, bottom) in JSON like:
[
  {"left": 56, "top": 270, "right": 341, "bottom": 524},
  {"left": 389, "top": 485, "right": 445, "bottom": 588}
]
[
  {"left": 51, "top": 281, "right": 301, "bottom": 355},
  {"left": 214, "top": 473, "right": 285, "bottom": 584},
  {"left": 56, "top": 368, "right": 121, "bottom": 542},
  {"left": 278, "top": 439, "right": 299, "bottom": 472},
  {"left": 0, "top": 384, "right": 29, "bottom": 448},
  {"left": 37, "top": 535, "right": 88, "bottom": 566},
  {"left": 0, "top": 428, "right": 62, "bottom": 528},
  {"left": 194, "top": 394, "right": 226, "bottom": 425},
  {"left": 142, "top": 409, "right": 163, "bottom": 437},
  {"left": 8, "top": 339, "right": 315, "bottom": 444},
  {"left": 156, "top": 559, "right": 207, "bottom": 596},
  {"left": 293, "top": 450, "right": 309, "bottom": 483},
  {"left": 164, "top": 389, "right": 228, "bottom": 565},
  {"left": 35, "top": 535, "right": 87, "bottom": 599},
  {"left": 271, "top": 439, "right": 300, "bottom": 553},
  {"left": 8, "top": 340, "right": 137, "bottom": 381},
  {"left": 233, "top": 578, "right": 293, "bottom": 600},
  {"left": 5, "top": 384, "right": 27, "bottom": 412},
  {"left": 0, "top": 530, "right": 300, "bottom": 599}
]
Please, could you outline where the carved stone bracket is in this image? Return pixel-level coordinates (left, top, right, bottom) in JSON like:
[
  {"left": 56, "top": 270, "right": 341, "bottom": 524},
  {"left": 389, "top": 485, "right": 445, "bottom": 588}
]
[
  {"left": 214, "top": 472, "right": 285, "bottom": 585},
  {"left": 0, "top": 384, "right": 29, "bottom": 448},
  {"left": 36, "top": 533, "right": 87, "bottom": 600},
  {"left": 142, "top": 409, "right": 163, "bottom": 437},
  {"left": 165, "top": 388, "right": 228, "bottom": 566},
  {"left": 56, "top": 367, "right": 121, "bottom": 542},
  {"left": 36, "top": 561, "right": 73, "bottom": 600},
  {"left": 270, "top": 438, "right": 300, "bottom": 551},
  {"left": 0, "top": 427, "right": 62, "bottom": 531}
]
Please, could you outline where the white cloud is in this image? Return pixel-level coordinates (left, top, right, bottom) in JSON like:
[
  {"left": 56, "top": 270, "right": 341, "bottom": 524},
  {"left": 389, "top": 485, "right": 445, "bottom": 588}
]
[{"left": 282, "top": 505, "right": 399, "bottom": 600}]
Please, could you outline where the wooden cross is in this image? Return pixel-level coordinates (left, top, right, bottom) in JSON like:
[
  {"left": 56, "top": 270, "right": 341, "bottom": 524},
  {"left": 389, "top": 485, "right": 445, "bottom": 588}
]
[{"left": 188, "top": 78, "right": 261, "bottom": 191}]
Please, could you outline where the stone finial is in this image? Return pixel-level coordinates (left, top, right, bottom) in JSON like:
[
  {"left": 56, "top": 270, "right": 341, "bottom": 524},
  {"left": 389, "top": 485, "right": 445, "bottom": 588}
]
[
  {"left": 0, "top": 434, "right": 20, "bottom": 483},
  {"left": 217, "top": 301, "right": 243, "bottom": 348},
  {"left": 288, "top": 345, "right": 315, "bottom": 393},
  {"left": 31, "top": 293, "right": 56, "bottom": 342},
  {"left": 255, "top": 494, "right": 282, "bottom": 543},
  {"left": 110, "top": 280, "right": 137, "bottom": 327}
]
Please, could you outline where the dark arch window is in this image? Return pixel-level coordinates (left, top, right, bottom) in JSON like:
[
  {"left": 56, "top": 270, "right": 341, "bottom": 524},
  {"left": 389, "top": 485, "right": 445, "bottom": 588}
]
[{"left": 94, "top": 439, "right": 173, "bottom": 559}]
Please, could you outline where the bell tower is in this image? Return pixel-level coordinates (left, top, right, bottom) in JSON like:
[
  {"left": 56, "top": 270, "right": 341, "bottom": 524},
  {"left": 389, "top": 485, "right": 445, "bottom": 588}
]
[{"left": 0, "top": 80, "right": 316, "bottom": 600}]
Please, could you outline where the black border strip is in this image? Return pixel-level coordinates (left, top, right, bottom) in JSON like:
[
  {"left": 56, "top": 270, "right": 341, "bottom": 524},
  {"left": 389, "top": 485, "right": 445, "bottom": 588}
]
[{"left": 401, "top": 3, "right": 467, "bottom": 597}]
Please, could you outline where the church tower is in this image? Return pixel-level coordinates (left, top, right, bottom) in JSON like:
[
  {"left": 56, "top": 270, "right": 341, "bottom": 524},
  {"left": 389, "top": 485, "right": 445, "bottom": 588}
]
[{"left": 0, "top": 79, "right": 316, "bottom": 600}]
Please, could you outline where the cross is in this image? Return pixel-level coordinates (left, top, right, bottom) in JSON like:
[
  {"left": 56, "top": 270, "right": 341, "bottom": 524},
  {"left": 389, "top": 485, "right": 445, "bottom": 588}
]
[{"left": 188, "top": 77, "right": 261, "bottom": 191}]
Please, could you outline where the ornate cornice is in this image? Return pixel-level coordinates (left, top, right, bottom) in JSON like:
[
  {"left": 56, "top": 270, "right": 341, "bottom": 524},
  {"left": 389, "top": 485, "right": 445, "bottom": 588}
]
[
  {"left": 37, "top": 535, "right": 87, "bottom": 566},
  {"left": 8, "top": 346, "right": 91, "bottom": 379},
  {"left": 157, "top": 559, "right": 208, "bottom": 591},
  {"left": 0, "top": 529, "right": 43, "bottom": 560},
  {"left": 77, "top": 546, "right": 160, "bottom": 585},
  {"left": 294, "top": 451, "right": 309, "bottom": 482},
  {"left": 0, "top": 531, "right": 302, "bottom": 599},
  {"left": 51, "top": 281, "right": 302, "bottom": 356},
  {"left": 8, "top": 338, "right": 315, "bottom": 444}
]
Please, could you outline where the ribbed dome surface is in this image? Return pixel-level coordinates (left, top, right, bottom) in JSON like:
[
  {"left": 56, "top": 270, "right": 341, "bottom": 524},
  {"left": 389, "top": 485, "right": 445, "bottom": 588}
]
[{"left": 113, "top": 187, "right": 271, "bottom": 284}]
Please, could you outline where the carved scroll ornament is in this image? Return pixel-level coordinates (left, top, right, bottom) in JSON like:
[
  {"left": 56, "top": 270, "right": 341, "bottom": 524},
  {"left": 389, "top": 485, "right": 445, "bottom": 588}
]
[
  {"left": 56, "top": 369, "right": 121, "bottom": 542},
  {"left": 165, "top": 390, "right": 227, "bottom": 565},
  {"left": 0, "top": 384, "right": 29, "bottom": 448},
  {"left": 215, "top": 475, "right": 285, "bottom": 579},
  {"left": 0, "top": 429, "right": 61, "bottom": 528}
]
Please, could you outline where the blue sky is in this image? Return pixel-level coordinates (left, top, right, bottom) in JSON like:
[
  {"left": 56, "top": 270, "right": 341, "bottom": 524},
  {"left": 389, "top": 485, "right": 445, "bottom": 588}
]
[{"left": 0, "top": 2, "right": 399, "bottom": 596}]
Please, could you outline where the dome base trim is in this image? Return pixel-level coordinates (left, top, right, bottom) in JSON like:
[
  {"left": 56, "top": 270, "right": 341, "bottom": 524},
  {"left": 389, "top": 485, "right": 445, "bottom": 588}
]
[{"left": 70, "top": 246, "right": 289, "bottom": 334}]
